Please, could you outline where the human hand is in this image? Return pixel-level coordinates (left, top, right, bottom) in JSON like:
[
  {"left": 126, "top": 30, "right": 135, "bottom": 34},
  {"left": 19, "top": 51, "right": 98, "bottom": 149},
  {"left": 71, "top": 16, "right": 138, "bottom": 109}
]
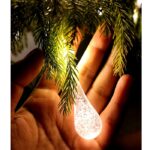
[{"left": 11, "top": 26, "right": 133, "bottom": 150}]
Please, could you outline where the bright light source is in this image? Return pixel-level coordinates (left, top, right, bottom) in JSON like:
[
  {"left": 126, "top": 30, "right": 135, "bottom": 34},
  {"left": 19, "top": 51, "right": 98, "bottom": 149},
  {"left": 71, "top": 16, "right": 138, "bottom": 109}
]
[
  {"left": 133, "top": 9, "right": 138, "bottom": 24},
  {"left": 98, "top": 7, "right": 103, "bottom": 16},
  {"left": 136, "top": 0, "right": 142, "bottom": 8},
  {"left": 74, "top": 81, "right": 102, "bottom": 140}
]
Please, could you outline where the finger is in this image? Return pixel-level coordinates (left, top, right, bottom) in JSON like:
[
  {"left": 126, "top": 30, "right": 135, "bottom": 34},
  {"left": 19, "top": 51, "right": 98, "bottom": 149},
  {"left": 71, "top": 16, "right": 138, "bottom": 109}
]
[
  {"left": 11, "top": 49, "right": 44, "bottom": 113},
  {"left": 12, "top": 49, "right": 44, "bottom": 86},
  {"left": 87, "top": 52, "right": 118, "bottom": 114},
  {"left": 77, "top": 25, "right": 112, "bottom": 93},
  {"left": 97, "top": 75, "right": 133, "bottom": 149}
]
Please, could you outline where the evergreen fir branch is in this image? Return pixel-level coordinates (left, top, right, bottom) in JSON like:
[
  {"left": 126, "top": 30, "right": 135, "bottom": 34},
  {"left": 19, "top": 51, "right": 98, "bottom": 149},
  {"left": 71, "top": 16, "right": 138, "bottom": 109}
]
[
  {"left": 82, "top": 1, "right": 101, "bottom": 34},
  {"left": 59, "top": 49, "right": 78, "bottom": 115},
  {"left": 112, "top": 0, "right": 135, "bottom": 76},
  {"left": 95, "top": 0, "right": 135, "bottom": 76},
  {"left": 99, "top": 0, "right": 115, "bottom": 34},
  {"left": 48, "top": 16, "right": 78, "bottom": 114},
  {"left": 11, "top": 0, "right": 36, "bottom": 54},
  {"left": 11, "top": 0, "right": 136, "bottom": 114},
  {"left": 32, "top": 1, "right": 65, "bottom": 88},
  {"left": 45, "top": 31, "right": 67, "bottom": 89}
]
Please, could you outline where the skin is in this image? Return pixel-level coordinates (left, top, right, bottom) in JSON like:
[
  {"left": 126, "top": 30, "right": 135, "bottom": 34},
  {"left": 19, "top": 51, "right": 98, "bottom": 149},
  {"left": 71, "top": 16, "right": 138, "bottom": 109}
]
[{"left": 11, "top": 26, "right": 133, "bottom": 150}]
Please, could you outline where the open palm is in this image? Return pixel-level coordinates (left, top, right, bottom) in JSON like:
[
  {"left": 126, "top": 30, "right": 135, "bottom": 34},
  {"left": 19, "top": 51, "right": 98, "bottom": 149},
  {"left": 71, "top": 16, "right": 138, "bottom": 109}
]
[{"left": 11, "top": 27, "right": 132, "bottom": 150}]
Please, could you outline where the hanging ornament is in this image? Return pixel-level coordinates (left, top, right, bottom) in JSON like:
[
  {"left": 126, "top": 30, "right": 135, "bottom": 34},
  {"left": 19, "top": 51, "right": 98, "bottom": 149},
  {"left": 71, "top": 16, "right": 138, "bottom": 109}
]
[{"left": 74, "top": 81, "right": 102, "bottom": 140}]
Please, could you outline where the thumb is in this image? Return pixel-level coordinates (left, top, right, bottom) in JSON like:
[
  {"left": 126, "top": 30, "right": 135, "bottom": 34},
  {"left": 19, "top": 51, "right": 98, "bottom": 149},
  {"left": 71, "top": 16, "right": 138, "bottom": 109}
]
[{"left": 11, "top": 49, "right": 44, "bottom": 114}]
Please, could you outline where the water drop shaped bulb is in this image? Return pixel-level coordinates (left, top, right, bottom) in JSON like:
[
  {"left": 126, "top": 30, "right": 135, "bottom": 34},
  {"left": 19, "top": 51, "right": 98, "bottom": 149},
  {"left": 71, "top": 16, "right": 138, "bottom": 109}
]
[{"left": 74, "top": 81, "right": 102, "bottom": 140}]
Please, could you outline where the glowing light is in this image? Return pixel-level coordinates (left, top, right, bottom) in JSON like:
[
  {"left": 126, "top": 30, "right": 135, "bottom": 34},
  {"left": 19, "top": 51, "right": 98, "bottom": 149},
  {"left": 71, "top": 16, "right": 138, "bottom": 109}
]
[
  {"left": 133, "top": 9, "right": 138, "bottom": 24},
  {"left": 98, "top": 7, "right": 103, "bottom": 16},
  {"left": 133, "top": 0, "right": 142, "bottom": 24},
  {"left": 74, "top": 81, "right": 102, "bottom": 140},
  {"left": 136, "top": 0, "right": 142, "bottom": 8}
]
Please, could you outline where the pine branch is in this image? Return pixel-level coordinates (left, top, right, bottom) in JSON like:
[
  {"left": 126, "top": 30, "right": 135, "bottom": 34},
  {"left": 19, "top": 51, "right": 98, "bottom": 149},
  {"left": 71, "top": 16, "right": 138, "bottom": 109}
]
[
  {"left": 59, "top": 49, "right": 78, "bottom": 115},
  {"left": 112, "top": 0, "right": 135, "bottom": 76},
  {"left": 11, "top": 0, "right": 136, "bottom": 114},
  {"left": 49, "top": 16, "right": 78, "bottom": 114},
  {"left": 11, "top": 0, "right": 36, "bottom": 54}
]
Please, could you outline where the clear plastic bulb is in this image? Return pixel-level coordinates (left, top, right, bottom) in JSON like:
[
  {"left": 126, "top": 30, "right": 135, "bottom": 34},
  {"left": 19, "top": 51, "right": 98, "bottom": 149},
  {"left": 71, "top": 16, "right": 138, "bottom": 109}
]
[{"left": 74, "top": 81, "right": 102, "bottom": 140}]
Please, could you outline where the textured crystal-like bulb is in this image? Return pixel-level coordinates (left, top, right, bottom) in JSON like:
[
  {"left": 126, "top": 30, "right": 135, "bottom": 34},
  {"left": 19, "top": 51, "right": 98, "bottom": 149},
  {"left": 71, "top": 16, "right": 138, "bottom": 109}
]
[{"left": 74, "top": 81, "right": 102, "bottom": 140}]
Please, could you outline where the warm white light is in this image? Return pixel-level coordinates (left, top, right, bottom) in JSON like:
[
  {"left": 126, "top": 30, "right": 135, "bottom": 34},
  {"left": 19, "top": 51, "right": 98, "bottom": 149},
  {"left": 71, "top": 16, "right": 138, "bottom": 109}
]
[
  {"left": 133, "top": 9, "right": 138, "bottom": 24},
  {"left": 133, "top": 0, "right": 142, "bottom": 24},
  {"left": 136, "top": 0, "right": 142, "bottom": 8},
  {"left": 74, "top": 81, "right": 102, "bottom": 140},
  {"left": 98, "top": 7, "right": 103, "bottom": 16}
]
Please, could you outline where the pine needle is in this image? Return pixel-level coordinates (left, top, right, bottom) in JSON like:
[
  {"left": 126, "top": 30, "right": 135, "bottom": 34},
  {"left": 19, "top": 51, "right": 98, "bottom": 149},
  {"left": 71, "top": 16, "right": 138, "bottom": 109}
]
[{"left": 11, "top": 0, "right": 136, "bottom": 114}]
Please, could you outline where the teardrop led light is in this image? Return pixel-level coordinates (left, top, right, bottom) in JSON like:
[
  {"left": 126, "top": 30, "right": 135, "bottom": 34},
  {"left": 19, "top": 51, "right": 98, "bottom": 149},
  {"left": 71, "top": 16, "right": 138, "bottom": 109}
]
[{"left": 74, "top": 81, "right": 102, "bottom": 140}]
